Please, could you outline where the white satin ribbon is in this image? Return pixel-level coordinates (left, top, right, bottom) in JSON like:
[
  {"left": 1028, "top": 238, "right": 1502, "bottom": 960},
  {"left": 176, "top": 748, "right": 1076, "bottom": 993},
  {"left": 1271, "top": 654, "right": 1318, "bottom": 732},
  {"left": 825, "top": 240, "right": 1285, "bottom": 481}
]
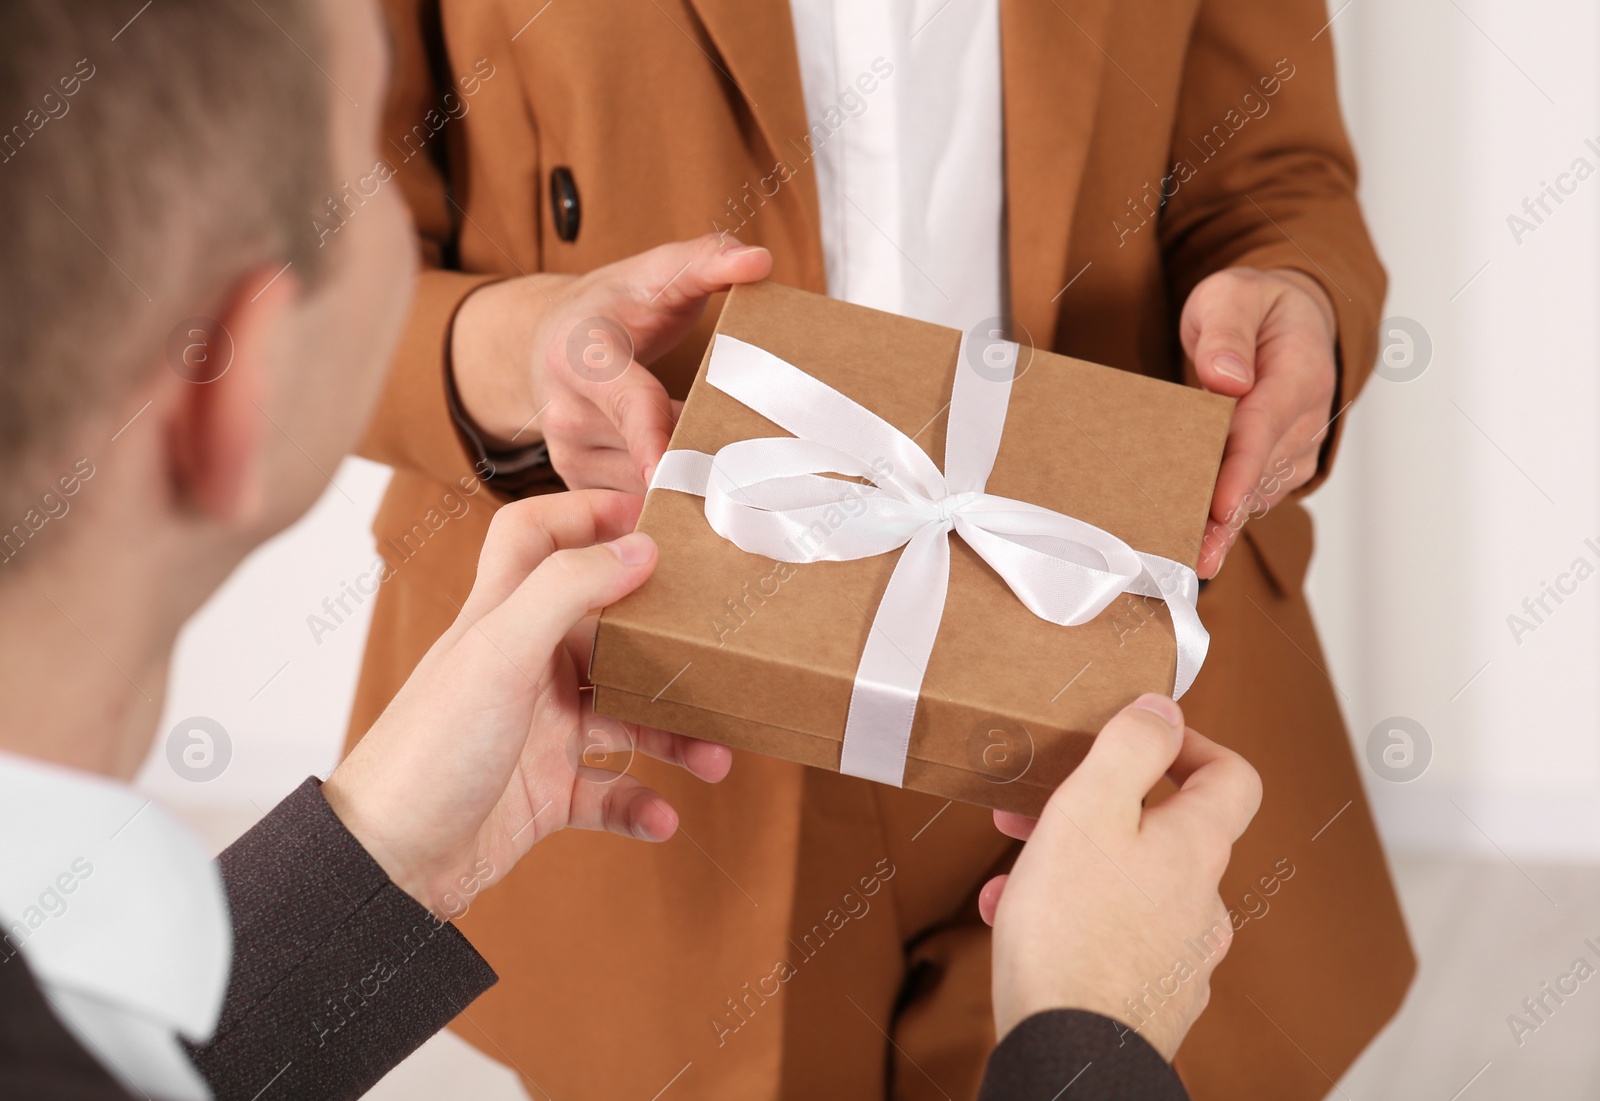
[{"left": 650, "top": 334, "right": 1208, "bottom": 787}]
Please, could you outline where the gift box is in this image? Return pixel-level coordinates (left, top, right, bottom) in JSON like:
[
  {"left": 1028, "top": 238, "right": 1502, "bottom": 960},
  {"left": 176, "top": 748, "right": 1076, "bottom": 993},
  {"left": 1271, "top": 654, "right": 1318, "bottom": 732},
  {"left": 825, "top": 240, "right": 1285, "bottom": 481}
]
[{"left": 590, "top": 282, "right": 1232, "bottom": 815}]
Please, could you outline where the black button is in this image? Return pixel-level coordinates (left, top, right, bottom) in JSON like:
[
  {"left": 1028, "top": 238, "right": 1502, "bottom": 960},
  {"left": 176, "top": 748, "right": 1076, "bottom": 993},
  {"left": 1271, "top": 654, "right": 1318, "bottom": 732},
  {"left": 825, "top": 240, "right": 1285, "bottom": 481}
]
[{"left": 550, "top": 166, "right": 580, "bottom": 243}]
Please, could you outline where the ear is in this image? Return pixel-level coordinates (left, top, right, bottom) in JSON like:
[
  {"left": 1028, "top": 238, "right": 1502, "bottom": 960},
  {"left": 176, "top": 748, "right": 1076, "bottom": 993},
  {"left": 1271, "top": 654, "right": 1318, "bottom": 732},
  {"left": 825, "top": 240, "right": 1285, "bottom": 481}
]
[{"left": 166, "top": 264, "right": 300, "bottom": 523}]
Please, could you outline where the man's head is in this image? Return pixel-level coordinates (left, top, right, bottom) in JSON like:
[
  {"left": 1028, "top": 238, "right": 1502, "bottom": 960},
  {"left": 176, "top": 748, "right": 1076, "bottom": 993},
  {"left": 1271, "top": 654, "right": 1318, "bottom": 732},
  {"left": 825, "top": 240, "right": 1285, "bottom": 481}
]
[
  {"left": 0, "top": 0, "right": 413, "bottom": 773},
  {"left": 0, "top": 0, "right": 411, "bottom": 553}
]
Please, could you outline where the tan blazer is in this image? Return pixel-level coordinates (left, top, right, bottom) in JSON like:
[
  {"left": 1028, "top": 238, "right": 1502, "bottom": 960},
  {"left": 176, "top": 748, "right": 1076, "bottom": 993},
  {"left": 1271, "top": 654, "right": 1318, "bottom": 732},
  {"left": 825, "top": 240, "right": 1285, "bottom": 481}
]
[{"left": 351, "top": 2, "right": 1415, "bottom": 1098}]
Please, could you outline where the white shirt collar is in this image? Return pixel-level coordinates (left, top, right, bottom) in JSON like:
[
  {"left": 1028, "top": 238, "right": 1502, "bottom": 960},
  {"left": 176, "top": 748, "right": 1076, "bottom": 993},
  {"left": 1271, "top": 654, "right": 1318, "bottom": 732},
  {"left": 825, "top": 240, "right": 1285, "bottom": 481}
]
[{"left": 0, "top": 750, "right": 232, "bottom": 1100}]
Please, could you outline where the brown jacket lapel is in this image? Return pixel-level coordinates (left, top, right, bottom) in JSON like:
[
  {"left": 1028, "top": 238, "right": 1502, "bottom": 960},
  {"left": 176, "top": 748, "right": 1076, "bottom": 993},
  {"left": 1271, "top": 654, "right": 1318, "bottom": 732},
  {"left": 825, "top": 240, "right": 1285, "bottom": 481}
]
[
  {"left": 684, "top": 0, "right": 1116, "bottom": 343},
  {"left": 1002, "top": 0, "right": 1113, "bottom": 350},
  {"left": 682, "top": 0, "right": 823, "bottom": 276}
]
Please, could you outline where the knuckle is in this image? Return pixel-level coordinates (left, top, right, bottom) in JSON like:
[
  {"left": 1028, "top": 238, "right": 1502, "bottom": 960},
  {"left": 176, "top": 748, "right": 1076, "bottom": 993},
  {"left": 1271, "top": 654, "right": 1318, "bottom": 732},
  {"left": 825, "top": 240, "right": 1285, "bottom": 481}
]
[
  {"left": 1213, "top": 746, "right": 1262, "bottom": 801},
  {"left": 1196, "top": 268, "right": 1251, "bottom": 304},
  {"left": 493, "top": 495, "right": 546, "bottom": 525},
  {"left": 1221, "top": 266, "right": 1265, "bottom": 291},
  {"left": 483, "top": 500, "right": 524, "bottom": 545},
  {"left": 604, "top": 387, "right": 630, "bottom": 422},
  {"left": 1237, "top": 759, "right": 1265, "bottom": 814},
  {"left": 541, "top": 402, "right": 586, "bottom": 439},
  {"left": 616, "top": 380, "right": 671, "bottom": 434},
  {"left": 1183, "top": 822, "right": 1228, "bottom": 876},
  {"left": 607, "top": 385, "right": 634, "bottom": 426},
  {"left": 544, "top": 440, "right": 578, "bottom": 474},
  {"left": 1202, "top": 836, "right": 1233, "bottom": 881},
  {"left": 1204, "top": 325, "right": 1254, "bottom": 352},
  {"left": 1310, "top": 359, "right": 1338, "bottom": 393},
  {"left": 485, "top": 498, "right": 524, "bottom": 537},
  {"left": 484, "top": 498, "right": 547, "bottom": 551},
  {"left": 617, "top": 270, "right": 653, "bottom": 310},
  {"left": 1207, "top": 908, "right": 1235, "bottom": 962}
]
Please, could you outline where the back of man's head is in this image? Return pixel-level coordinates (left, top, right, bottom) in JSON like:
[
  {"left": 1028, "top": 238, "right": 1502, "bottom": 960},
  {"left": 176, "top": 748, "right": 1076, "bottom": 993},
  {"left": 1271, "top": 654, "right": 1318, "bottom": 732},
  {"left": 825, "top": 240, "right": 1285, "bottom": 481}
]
[{"left": 0, "top": 0, "right": 330, "bottom": 526}]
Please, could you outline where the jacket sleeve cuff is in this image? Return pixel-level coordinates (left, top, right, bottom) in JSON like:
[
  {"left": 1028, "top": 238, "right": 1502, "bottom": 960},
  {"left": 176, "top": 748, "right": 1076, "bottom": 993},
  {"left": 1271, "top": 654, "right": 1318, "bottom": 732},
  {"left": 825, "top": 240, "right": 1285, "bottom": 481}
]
[
  {"left": 444, "top": 350, "right": 569, "bottom": 499},
  {"left": 978, "top": 1009, "right": 1189, "bottom": 1101},
  {"left": 186, "top": 778, "right": 497, "bottom": 1101}
]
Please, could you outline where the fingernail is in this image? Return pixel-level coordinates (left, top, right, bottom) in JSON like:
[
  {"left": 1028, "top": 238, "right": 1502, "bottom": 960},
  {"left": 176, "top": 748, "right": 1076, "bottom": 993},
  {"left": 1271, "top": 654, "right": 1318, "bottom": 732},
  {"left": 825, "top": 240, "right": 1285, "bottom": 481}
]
[
  {"left": 607, "top": 532, "right": 655, "bottom": 565},
  {"left": 724, "top": 243, "right": 768, "bottom": 257},
  {"left": 642, "top": 462, "right": 656, "bottom": 487},
  {"left": 1212, "top": 354, "right": 1250, "bottom": 384},
  {"left": 1130, "top": 692, "right": 1183, "bottom": 730},
  {"left": 635, "top": 805, "right": 676, "bottom": 842}
]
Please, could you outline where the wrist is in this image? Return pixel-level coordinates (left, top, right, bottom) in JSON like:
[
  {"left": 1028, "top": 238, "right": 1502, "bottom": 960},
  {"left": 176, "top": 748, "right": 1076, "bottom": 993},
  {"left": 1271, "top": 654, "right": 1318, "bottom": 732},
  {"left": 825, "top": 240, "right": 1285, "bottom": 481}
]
[
  {"left": 1006, "top": 993, "right": 1182, "bottom": 1063},
  {"left": 320, "top": 767, "right": 437, "bottom": 914},
  {"left": 450, "top": 274, "right": 569, "bottom": 448}
]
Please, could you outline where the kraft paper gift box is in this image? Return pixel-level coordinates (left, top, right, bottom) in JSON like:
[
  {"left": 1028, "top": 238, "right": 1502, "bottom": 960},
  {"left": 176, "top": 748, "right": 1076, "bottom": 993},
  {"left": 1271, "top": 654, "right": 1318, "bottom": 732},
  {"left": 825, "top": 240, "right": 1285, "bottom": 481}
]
[{"left": 590, "top": 282, "right": 1232, "bottom": 815}]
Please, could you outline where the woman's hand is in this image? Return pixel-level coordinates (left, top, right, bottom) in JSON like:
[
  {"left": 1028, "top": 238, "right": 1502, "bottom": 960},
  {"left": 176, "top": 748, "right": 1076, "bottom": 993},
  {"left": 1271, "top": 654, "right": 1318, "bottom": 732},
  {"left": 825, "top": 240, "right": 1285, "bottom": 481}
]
[
  {"left": 450, "top": 234, "right": 773, "bottom": 491},
  {"left": 1181, "top": 266, "right": 1339, "bottom": 577}
]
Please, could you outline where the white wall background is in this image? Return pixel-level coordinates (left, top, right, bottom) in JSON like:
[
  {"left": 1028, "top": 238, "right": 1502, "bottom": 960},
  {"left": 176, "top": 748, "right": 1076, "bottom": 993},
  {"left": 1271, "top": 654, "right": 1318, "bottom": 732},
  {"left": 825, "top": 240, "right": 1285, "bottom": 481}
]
[
  {"left": 134, "top": 457, "right": 390, "bottom": 817},
  {"left": 1305, "top": 0, "right": 1600, "bottom": 860}
]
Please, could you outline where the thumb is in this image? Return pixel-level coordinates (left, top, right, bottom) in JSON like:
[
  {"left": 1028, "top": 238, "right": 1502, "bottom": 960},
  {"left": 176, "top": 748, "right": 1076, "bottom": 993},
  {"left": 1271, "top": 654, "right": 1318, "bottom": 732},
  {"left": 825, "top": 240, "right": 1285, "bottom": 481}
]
[
  {"left": 1052, "top": 694, "right": 1185, "bottom": 833},
  {"left": 622, "top": 233, "right": 773, "bottom": 316},
  {"left": 480, "top": 532, "right": 658, "bottom": 672},
  {"left": 460, "top": 491, "right": 644, "bottom": 621},
  {"left": 1181, "top": 274, "right": 1266, "bottom": 396}
]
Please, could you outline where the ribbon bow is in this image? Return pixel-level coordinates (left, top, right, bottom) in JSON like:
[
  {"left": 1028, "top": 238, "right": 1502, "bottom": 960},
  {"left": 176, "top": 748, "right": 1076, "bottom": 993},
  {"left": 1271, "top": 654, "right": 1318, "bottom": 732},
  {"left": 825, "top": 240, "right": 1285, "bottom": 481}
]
[{"left": 650, "top": 333, "right": 1208, "bottom": 787}]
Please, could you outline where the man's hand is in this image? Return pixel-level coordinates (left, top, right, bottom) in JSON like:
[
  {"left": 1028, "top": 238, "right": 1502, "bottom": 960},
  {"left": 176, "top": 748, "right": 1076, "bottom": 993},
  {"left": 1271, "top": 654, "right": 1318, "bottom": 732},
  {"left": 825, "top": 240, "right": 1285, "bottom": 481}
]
[
  {"left": 321, "top": 490, "right": 733, "bottom": 919},
  {"left": 1181, "top": 267, "right": 1338, "bottom": 578},
  {"left": 451, "top": 234, "right": 773, "bottom": 492},
  {"left": 981, "top": 694, "right": 1262, "bottom": 1062}
]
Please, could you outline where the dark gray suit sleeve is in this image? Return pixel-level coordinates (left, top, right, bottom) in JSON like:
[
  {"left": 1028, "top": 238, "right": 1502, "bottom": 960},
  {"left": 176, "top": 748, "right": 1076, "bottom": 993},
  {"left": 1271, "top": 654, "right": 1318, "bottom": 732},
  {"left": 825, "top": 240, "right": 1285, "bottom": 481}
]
[
  {"left": 185, "top": 778, "right": 497, "bottom": 1101},
  {"left": 978, "top": 1010, "right": 1190, "bottom": 1101}
]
